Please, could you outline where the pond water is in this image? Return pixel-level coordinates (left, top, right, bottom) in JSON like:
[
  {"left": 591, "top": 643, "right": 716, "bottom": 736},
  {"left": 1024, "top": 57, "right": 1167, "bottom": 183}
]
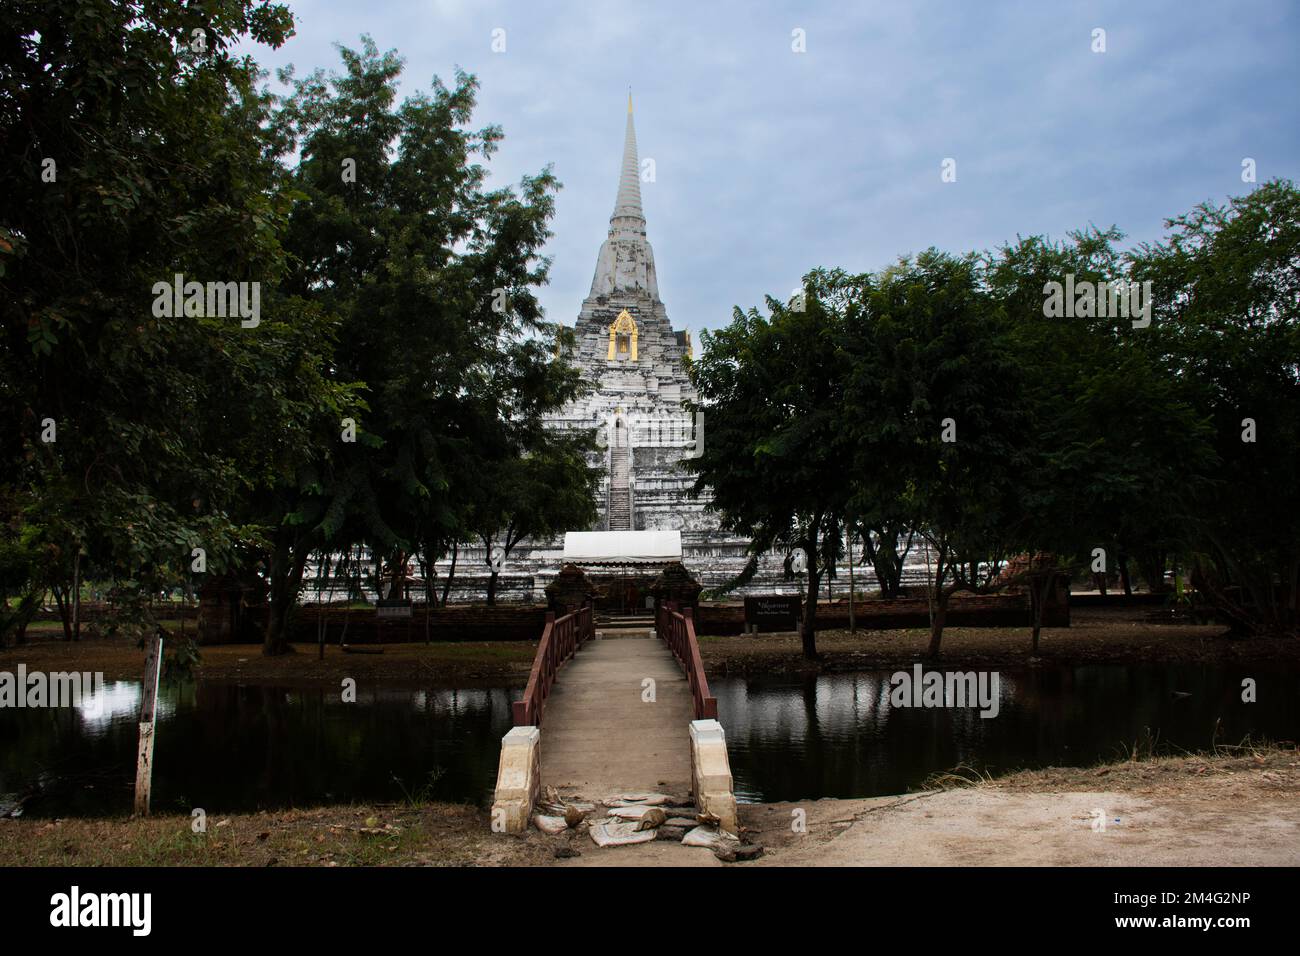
[
  {"left": 2, "top": 664, "right": 1296, "bottom": 816},
  {"left": 0, "top": 682, "right": 517, "bottom": 818},
  {"left": 714, "top": 664, "right": 1300, "bottom": 802}
]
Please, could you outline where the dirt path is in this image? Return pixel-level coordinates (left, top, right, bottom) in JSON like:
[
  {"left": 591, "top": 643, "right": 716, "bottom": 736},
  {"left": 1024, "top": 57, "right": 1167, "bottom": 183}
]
[
  {"left": 746, "top": 789, "right": 1300, "bottom": 866},
  {"left": 553, "top": 750, "right": 1300, "bottom": 867},
  {"left": 780, "top": 749, "right": 1300, "bottom": 866},
  {"left": 2, "top": 752, "right": 1295, "bottom": 866}
]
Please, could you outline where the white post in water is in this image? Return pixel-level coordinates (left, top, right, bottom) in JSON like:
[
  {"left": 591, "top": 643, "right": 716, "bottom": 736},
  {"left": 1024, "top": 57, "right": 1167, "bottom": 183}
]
[{"left": 134, "top": 633, "right": 164, "bottom": 815}]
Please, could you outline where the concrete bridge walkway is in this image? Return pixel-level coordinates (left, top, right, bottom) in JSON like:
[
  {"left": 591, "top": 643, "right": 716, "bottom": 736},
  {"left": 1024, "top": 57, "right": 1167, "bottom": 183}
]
[{"left": 539, "top": 624, "right": 694, "bottom": 797}]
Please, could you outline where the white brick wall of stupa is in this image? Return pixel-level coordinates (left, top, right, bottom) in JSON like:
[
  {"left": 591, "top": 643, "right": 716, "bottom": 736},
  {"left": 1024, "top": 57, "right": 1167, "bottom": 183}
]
[
  {"left": 310, "top": 537, "right": 943, "bottom": 606},
  {"left": 415, "top": 537, "right": 943, "bottom": 604}
]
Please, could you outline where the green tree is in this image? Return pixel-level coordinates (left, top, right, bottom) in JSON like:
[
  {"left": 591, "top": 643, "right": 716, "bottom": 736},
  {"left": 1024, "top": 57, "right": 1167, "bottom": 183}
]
[
  {"left": 0, "top": 0, "right": 308, "bottom": 646},
  {"left": 689, "top": 269, "right": 858, "bottom": 659},
  {"left": 469, "top": 431, "right": 600, "bottom": 605},
  {"left": 988, "top": 228, "right": 1213, "bottom": 650},
  {"left": 261, "top": 39, "right": 583, "bottom": 650},
  {"left": 859, "top": 251, "right": 1029, "bottom": 658},
  {"left": 1131, "top": 181, "right": 1300, "bottom": 635}
]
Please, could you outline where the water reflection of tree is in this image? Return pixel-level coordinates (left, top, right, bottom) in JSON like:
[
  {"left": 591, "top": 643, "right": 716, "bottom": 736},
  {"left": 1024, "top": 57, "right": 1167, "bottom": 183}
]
[{"left": 181, "top": 684, "right": 516, "bottom": 811}]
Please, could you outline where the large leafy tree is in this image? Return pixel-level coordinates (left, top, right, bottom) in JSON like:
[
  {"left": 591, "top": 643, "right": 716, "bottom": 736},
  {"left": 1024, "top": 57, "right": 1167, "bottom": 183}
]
[
  {"left": 689, "top": 269, "right": 858, "bottom": 659},
  {"left": 841, "top": 271, "right": 919, "bottom": 601},
  {"left": 260, "top": 39, "right": 585, "bottom": 651},
  {"left": 1131, "top": 181, "right": 1300, "bottom": 635},
  {"left": 0, "top": 0, "right": 326, "bottom": 646},
  {"left": 988, "top": 229, "right": 1214, "bottom": 649},
  {"left": 857, "top": 251, "right": 1030, "bottom": 657}
]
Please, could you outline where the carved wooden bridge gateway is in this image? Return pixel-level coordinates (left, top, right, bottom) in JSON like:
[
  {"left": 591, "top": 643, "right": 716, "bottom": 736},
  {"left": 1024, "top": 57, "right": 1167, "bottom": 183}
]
[{"left": 490, "top": 601, "right": 736, "bottom": 835}]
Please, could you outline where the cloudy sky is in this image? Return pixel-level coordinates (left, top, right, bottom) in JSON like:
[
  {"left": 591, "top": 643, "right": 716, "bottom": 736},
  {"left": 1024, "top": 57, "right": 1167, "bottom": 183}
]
[{"left": 243, "top": 0, "right": 1300, "bottom": 337}]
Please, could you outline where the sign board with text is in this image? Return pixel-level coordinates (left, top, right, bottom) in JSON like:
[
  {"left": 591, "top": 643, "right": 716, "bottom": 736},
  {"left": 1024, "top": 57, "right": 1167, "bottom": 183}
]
[
  {"left": 376, "top": 600, "right": 413, "bottom": 619},
  {"left": 743, "top": 595, "right": 802, "bottom": 633}
]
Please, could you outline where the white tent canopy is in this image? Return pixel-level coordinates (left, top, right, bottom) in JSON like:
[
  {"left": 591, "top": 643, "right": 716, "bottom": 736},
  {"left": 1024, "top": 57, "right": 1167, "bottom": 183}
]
[{"left": 562, "top": 530, "right": 682, "bottom": 565}]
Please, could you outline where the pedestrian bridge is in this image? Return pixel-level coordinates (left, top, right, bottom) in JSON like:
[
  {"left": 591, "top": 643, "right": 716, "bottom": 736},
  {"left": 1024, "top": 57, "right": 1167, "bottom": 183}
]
[{"left": 491, "top": 602, "right": 736, "bottom": 833}]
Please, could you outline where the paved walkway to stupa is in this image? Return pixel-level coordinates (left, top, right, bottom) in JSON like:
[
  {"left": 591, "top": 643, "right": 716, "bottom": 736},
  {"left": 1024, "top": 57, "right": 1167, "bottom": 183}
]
[{"left": 539, "top": 625, "right": 693, "bottom": 797}]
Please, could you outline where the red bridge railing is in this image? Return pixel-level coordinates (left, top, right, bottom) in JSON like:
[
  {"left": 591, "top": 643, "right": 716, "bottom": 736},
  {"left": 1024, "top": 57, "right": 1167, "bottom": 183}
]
[
  {"left": 655, "top": 601, "right": 718, "bottom": 720},
  {"left": 512, "top": 605, "right": 594, "bottom": 727}
]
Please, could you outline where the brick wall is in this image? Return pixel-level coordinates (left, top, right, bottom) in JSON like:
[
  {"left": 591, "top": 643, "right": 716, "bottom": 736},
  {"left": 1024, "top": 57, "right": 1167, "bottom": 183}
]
[
  {"left": 198, "top": 604, "right": 548, "bottom": 645},
  {"left": 695, "top": 592, "right": 1068, "bottom": 636}
]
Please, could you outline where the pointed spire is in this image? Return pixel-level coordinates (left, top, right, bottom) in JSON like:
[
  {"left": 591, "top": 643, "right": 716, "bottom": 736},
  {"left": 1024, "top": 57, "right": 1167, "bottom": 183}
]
[
  {"left": 610, "top": 91, "right": 644, "bottom": 234},
  {"left": 587, "top": 94, "right": 660, "bottom": 300}
]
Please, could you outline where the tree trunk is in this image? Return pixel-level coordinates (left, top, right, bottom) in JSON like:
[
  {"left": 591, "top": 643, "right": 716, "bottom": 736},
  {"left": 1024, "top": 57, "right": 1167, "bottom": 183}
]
[
  {"left": 52, "top": 584, "right": 73, "bottom": 642},
  {"left": 15, "top": 596, "right": 35, "bottom": 645},
  {"left": 264, "top": 536, "right": 309, "bottom": 656},
  {"left": 313, "top": 549, "right": 332, "bottom": 660},
  {"left": 1117, "top": 549, "right": 1132, "bottom": 596},
  {"left": 1288, "top": 559, "right": 1299, "bottom": 635},
  {"left": 926, "top": 590, "right": 948, "bottom": 658},
  {"left": 1030, "top": 585, "right": 1042, "bottom": 653},
  {"left": 486, "top": 570, "right": 498, "bottom": 606},
  {"left": 865, "top": 525, "right": 907, "bottom": 599},
  {"left": 1139, "top": 550, "right": 1168, "bottom": 594},
  {"left": 3, "top": 591, "right": 41, "bottom": 647},
  {"left": 800, "top": 530, "right": 821, "bottom": 660},
  {"left": 345, "top": 545, "right": 363, "bottom": 602},
  {"left": 847, "top": 522, "right": 856, "bottom": 633},
  {"left": 800, "top": 565, "right": 820, "bottom": 660},
  {"left": 388, "top": 550, "right": 407, "bottom": 600},
  {"left": 441, "top": 541, "right": 457, "bottom": 607},
  {"left": 418, "top": 541, "right": 436, "bottom": 643},
  {"left": 264, "top": 599, "right": 291, "bottom": 656},
  {"left": 72, "top": 551, "right": 81, "bottom": 641},
  {"left": 418, "top": 541, "right": 437, "bottom": 608},
  {"left": 1029, "top": 571, "right": 1053, "bottom": 653},
  {"left": 925, "top": 545, "right": 950, "bottom": 658},
  {"left": 265, "top": 539, "right": 291, "bottom": 655}
]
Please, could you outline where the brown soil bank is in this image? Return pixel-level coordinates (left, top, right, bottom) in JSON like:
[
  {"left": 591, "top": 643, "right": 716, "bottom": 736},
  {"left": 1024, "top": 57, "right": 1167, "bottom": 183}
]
[
  {"left": 2, "top": 749, "right": 1295, "bottom": 867},
  {"left": 698, "top": 606, "right": 1300, "bottom": 674},
  {"left": 0, "top": 639, "right": 536, "bottom": 685},
  {"left": 2, "top": 607, "right": 1295, "bottom": 685}
]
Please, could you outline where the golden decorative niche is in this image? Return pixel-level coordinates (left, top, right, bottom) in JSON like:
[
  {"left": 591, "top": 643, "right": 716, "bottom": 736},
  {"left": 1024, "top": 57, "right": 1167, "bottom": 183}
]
[{"left": 607, "top": 309, "right": 638, "bottom": 361}]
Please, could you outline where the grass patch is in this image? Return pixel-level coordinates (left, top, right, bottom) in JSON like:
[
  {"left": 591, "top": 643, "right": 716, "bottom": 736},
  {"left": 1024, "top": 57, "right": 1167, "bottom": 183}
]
[{"left": 0, "top": 803, "right": 552, "bottom": 867}]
